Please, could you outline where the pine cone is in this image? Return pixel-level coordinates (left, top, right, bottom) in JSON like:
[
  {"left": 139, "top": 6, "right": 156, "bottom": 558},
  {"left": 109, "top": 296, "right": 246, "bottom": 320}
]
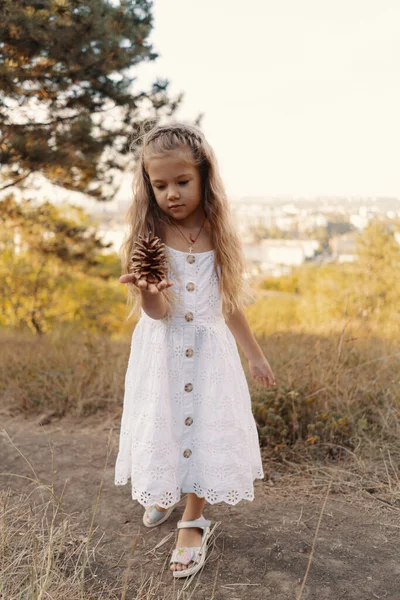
[{"left": 129, "top": 235, "right": 168, "bottom": 284}]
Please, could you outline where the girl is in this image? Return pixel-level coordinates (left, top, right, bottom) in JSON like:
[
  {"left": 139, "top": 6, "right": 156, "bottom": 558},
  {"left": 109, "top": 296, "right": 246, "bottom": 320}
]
[{"left": 114, "top": 122, "right": 275, "bottom": 579}]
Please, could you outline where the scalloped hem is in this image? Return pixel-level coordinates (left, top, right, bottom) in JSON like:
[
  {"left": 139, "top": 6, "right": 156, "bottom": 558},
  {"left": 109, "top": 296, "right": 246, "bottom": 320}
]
[{"left": 114, "top": 471, "right": 265, "bottom": 508}]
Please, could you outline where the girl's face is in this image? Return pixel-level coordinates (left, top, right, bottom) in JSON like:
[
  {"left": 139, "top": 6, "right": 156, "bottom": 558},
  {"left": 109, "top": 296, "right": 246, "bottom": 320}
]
[{"left": 146, "top": 151, "right": 203, "bottom": 222}]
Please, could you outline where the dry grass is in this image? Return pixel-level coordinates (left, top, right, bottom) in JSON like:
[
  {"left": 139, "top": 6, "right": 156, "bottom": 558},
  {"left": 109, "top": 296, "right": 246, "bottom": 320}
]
[
  {"left": 264, "top": 446, "right": 400, "bottom": 600},
  {"left": 244, "top": 320, "right": 400, "bottom": 452},
  {"left": 0, "top": 329, "right": 128, "bottom": 418},
  {"left": 0, "top": 487, "right": 119, "bottom": 599},
  {"left": 0, "top": 481, "right": 223, "bottom": 599},
  {"left": 1, "top": 320, "right": 399, "bottom": 456},
  {"left": 0, "top": 427, "right": 120, "bottom": 600},
  {"left": 2, "top": 436, "right": 400, "bottom": 599},
  {"left": 0, "top": 428, "right": 224, "bottom": 599}
]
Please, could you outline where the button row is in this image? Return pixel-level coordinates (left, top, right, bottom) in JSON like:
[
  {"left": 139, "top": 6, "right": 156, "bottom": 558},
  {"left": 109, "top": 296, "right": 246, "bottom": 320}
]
[{"left": 183, "top": 254, "right": 195, "bottom": 462}]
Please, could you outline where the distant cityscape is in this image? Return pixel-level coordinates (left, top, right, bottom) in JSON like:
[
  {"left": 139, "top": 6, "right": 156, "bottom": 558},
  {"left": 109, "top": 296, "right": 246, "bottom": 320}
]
[
  {"left": 4, "top": 174, "right": 400, "bottom": 279},
  {"left": 97, "top": 194, "right": 400, "bottom": 278}
]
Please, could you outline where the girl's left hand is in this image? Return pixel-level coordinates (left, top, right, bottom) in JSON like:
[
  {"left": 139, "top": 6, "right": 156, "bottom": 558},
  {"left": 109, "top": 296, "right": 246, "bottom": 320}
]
[{"left": 248, "top": 356, "right": 276, "bottom": 388}]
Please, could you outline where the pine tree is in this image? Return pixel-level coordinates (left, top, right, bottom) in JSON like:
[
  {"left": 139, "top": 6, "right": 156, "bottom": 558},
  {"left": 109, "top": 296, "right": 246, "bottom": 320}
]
[
  {"left": 0, "top": 194, "right": 112, "bottom": 267},
  {"left": 0, "top": 193, "right": 124, "bottom": 333},
  {"left": 0, "top": 0, "right": 181, "bottom": 200}
]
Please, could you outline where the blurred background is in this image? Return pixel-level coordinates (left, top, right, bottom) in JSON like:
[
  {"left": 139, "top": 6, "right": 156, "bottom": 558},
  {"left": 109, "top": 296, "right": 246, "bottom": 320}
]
[{"left": 1, "top": 0, "right": 399, "bottom": 451}]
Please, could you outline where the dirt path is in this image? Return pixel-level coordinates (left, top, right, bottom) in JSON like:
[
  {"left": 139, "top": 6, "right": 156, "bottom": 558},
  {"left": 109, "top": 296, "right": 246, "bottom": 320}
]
[{"left": 1, "top": 413, "right": 399, "bottom": 599}]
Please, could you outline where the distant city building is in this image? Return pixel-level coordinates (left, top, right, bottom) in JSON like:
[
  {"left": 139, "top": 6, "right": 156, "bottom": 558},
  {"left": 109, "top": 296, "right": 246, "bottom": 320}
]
[
  {"left": 242, "top": 238, "right": 320, "bottom": 276},
  {"left": 297, "top": 214, "right": 328, "bottom": 232},
  {"left": 349, "top": 214, "right": 369, "bottom": 231},
  {"left": 330, "top": 233, "right": 357, "bottom": 263},
  {"left": 3, "top": 178, "right": 400, "bottom": 271}
]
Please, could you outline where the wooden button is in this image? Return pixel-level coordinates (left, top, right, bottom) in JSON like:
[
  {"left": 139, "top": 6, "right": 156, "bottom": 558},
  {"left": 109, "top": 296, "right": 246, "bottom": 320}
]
[
  {"left": 186, "top": 255, "right": 195, "bottom": 264},
  {"left": 184, "top": 312, "right": 194, "bottom": 322},
  {"left": 186, "top": 282, "right": 195, "bottom": 292},
  {"left": 183, "top": 449, "right": 192, "bottom": 458},
  {"left": 185, "top": 348, "right": 194, "bottom": 358},
  {"left": 185, "top": 417, "right": 193, "bottom": 426},
  {"left": 184, "top": 383, "right": 193, "bottom": 392}
]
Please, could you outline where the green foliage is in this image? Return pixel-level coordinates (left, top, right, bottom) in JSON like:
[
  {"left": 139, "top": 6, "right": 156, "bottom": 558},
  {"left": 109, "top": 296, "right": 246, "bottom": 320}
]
[
  {"left": 257, "top": 221, "right": 400, "bottom": 332},
  {"left": 245, "top": 330, "right": 400, "bottom": 453},
  {"left": 0, "top": 195, "right": 112, "bottom": 266},
  {"left": 0, "top": 0, "right": 181, "bottom": 199},
  {"left": 251, "top": 385, "right": 353, "bottom": 449},
  {"left": 246, "top": 222, "right": 400, "bottom": 452},
  {"left": 87, "top": 252, "right": 122, "bottom": 280},
  {"left": 355, "top": 220, "right": 400, "bottom": 317},
  {"left": 245, "top": 296, "right": 301, "bottom": 336},
  {"left": 261, "top": 273, "right": 299, "bottom": 293},
  {"left": 0, "top": 195, "right": 130, "bottom": 334}
]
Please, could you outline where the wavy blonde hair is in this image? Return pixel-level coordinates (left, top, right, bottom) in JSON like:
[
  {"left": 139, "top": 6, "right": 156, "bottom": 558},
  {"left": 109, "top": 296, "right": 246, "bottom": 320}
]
[{"left": 120, "top": 121, "right": 254, "bottom": 320}]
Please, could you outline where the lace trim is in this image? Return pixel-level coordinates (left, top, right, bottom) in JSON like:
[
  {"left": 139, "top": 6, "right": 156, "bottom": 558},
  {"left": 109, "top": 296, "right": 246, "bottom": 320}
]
[{"left": 114, "top": 471, "right": 265, "bottom": 508}]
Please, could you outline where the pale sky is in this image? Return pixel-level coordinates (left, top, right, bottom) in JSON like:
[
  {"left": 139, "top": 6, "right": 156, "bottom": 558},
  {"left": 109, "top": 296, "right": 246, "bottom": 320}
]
[{"left": 134, "top": 0, "right": 400, "bottom": 198}]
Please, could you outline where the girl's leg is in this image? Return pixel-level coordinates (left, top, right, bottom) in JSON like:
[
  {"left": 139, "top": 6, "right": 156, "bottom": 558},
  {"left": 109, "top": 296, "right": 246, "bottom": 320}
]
[{"left": 170, "top": 493, "right": 207, "bottom": 572}]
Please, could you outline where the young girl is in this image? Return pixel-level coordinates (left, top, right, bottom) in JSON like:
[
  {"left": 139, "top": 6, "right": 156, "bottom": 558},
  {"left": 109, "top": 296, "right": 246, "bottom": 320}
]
[{"left": 114, "top": 122, "right": 275, "bottom": 579}]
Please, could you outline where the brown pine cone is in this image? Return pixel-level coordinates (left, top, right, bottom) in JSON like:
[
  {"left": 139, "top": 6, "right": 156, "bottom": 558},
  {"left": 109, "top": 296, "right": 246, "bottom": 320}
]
[{"left": 129, "top": 234, "right": 168, "bottom": 284}]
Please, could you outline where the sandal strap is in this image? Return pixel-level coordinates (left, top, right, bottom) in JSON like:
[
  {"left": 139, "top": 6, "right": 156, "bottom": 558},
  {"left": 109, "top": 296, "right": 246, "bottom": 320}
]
[
  {"left": 170, "top": 546, "right": 201, "bottom": 565},
  {"left": 177, "top": 516, "right": 211, "bottom": 529},
  {"left": 148, "top": 505, "right": 168, "bottom": 515},
  {"left": 145, "top": 505, "right": 173, "bottom": 524}
]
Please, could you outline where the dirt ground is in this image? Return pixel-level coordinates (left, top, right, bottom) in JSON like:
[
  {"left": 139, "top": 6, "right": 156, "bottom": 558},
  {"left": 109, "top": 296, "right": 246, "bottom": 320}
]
[{"left": 1, "top": 412, "right": 399, "bottom": 600}]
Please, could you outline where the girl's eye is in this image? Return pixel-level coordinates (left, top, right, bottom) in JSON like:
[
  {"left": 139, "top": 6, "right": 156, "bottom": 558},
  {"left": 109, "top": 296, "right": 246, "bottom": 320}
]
[{"left": 153, "top": 181, "right": 188, "bottom": 190}]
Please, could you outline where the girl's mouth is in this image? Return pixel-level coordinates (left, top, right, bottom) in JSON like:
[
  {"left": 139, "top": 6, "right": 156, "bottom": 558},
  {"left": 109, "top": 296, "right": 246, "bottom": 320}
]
[{"left": 170, "top": 205, "right": 183, "bottom": 211}]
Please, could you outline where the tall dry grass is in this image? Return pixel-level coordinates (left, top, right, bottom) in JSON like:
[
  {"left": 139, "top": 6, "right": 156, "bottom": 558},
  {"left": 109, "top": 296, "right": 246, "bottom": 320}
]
[
  {"left": 245, "top": 326, "right": 400, "bottom": 454},
  {"left": 0, "top": 329, "right": 128, "bottom": 418},
  {"left": 0, "top": 427, "right": 120, "bottom": 599},
  {"left": 0, "top": 430, "right": 222, "bottom": 599},
  {"left": 1, "top": 313, "right": 399, "bottom": 460},
  {"left": 0, "top": 487, "right": 121, "bottom": 599}
]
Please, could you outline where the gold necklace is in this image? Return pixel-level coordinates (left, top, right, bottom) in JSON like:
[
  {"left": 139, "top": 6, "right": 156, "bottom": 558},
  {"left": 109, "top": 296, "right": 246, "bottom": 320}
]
[{"left": 172, "top": 217, "right": 207, "bottom": 253}]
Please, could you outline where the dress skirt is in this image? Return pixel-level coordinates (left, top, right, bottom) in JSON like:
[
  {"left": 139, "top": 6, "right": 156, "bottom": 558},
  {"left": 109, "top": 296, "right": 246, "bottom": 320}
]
[{"left": 114, "top": 246, "right": 264, "bottom": 508}]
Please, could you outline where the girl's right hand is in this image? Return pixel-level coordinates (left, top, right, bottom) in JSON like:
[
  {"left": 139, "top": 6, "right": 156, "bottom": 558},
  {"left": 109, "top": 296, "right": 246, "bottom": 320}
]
[{"left": 119, "top": 273, "right": 174, "bottom": 295}]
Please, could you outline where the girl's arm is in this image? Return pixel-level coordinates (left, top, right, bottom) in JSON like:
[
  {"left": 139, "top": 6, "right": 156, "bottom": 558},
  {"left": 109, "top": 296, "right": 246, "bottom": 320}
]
[
  {"left": 225, "top": 307, "right": 263, "bottom": 361},
  {"left": 225, "top": 307, "right": 276, "bottom": 388},
  {"left": 139, "top": 289, "right": 168, "bottom": 320},
  {"left": 119, "top": 273, "right": 173, "bottom": 320}
]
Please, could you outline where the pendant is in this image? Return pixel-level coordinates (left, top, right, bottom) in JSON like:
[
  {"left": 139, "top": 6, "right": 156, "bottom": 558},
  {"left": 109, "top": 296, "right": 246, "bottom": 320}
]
[{"left": 189, "top": 245, "right": 193, "bottom": 253}]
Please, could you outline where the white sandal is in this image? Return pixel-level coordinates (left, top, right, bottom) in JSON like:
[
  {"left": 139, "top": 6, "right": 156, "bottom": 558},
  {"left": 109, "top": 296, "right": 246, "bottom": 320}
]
[
  {"left": 142, "top": 503, "right": 176, "bottom": 528},
  {"left": 170, "top": 515, "right": 212, "bottom": 578}
]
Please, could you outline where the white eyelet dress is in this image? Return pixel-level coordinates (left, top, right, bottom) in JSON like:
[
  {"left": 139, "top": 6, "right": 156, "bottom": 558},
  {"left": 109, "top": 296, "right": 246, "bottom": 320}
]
[{"left": 114, "top": 245, "right": 264, "bottom": 508}]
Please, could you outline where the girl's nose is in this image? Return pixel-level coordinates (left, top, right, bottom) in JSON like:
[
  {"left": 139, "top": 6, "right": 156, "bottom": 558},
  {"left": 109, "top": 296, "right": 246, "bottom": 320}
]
[{"left": 167, "top": 186, "right": 179, "bottom": 200}]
